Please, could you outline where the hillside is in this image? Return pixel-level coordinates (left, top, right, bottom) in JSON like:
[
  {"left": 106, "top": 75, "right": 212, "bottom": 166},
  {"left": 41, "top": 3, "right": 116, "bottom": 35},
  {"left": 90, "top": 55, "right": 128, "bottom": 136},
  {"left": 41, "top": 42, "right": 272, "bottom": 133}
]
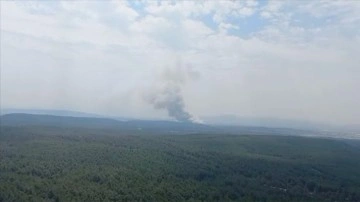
[{"left": 2, "top": 113, "right": 353, "bottom": 139}]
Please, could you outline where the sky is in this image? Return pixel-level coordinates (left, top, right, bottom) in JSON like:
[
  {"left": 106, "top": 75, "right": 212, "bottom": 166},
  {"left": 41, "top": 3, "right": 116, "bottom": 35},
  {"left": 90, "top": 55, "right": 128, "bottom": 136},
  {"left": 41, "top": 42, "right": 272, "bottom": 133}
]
[{"left": 1, "top": 0, "right": 359, "bottom": 125}]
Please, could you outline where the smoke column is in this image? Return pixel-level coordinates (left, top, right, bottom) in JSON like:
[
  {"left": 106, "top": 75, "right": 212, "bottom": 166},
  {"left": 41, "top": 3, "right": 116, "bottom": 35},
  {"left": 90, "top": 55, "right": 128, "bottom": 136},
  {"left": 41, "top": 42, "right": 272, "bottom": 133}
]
[{"left": 144, "top": 62, "right": 201, "bottom": 123}]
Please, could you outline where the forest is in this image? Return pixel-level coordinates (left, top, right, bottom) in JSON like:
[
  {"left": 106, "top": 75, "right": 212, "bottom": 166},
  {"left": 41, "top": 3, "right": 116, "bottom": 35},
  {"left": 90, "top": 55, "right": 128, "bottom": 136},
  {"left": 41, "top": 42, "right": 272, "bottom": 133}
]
[{"left": 1, "top": 118, "right": 360, "bottom": 201}]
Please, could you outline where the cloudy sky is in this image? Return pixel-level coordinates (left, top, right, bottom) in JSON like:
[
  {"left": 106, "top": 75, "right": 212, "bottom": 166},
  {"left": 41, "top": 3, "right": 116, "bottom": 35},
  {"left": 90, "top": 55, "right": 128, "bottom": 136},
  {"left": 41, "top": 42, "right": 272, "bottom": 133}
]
[{"left": 1, "top": 0, "right": 359, "bottom": 124}]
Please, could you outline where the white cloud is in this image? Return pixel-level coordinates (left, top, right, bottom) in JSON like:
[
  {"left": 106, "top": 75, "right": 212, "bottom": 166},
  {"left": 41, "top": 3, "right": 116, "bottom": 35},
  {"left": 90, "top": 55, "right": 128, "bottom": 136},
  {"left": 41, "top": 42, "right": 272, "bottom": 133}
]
[
  {"left": 1, "top": 0, "right": 359, "bottom": 124},
  {"left": 130, "top": 15, "right": 173, "bottom": 34},
  {"left": 112, "top": 0, "right": 139, "bottom": 22}
]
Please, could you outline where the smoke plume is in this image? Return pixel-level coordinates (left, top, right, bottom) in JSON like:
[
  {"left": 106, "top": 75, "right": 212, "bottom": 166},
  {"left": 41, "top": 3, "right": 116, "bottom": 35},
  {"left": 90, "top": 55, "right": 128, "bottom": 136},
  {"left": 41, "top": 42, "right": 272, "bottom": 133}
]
[{"left": 144, "top": 62, "right": 201, "bottom": 123}]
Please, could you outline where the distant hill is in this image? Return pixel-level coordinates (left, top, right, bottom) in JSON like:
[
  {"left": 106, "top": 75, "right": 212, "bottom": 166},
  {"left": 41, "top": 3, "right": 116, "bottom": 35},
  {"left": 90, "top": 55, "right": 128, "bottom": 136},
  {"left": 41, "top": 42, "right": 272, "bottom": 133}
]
[
  {"left": 2, "top": 113, "right": 358, "bottom": 139},
  {"left": 0, "top": 113, "right": 216, "bottom": 134},
  {"left": 0, "top": 108, "right": 129, "bottom": 121},
  {"left": 3, "top": 109, "right": 352, "bottom": 132},
  {"left": 1, "top": 109, "right": 107, "bottom": 118},
  {"left": 202, "top": 115, "right": 334, "bottom": 130},
  {"left": 0, "top": 113, "right": 122, "bottom": 128},
  {"left": 0, "top": 113, "right": 300, "bottom": 135}
]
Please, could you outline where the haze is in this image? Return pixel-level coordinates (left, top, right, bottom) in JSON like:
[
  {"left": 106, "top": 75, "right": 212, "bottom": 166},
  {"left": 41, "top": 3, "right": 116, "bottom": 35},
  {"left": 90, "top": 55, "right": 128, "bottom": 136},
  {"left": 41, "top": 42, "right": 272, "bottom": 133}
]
[{"left": 1, "top": 1, "right": 359, "bottom": 125}]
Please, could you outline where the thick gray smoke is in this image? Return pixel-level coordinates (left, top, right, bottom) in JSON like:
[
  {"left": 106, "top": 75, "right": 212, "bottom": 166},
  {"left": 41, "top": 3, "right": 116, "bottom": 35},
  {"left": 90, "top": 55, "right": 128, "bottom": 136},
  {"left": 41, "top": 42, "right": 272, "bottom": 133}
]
[
  {"left": 146, "top": 84, "right": 193, "bottom": 122},
  {"left": 144, "top": 63, "right": 201, "bottom": 123}
]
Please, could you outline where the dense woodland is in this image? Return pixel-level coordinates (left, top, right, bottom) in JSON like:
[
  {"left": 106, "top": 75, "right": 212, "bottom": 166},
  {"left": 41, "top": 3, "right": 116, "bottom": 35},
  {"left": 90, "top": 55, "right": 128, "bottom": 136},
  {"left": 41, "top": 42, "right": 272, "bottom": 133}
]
[{"left": 1, "top": 124, "right": 360, "bottom": 201}]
